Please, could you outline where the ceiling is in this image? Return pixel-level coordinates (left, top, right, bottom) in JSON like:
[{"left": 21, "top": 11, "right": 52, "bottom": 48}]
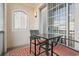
[{"left": 25, "top": 3, "right": 40, "bottom": 8}]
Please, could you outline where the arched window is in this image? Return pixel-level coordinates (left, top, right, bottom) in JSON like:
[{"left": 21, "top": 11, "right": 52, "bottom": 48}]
[{"left": 12, "top": 10, "right": 27, "bottom": 30}]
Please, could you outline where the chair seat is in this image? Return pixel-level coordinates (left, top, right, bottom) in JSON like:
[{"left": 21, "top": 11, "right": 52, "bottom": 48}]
[
  {"left": 40, "top": 46, "right": 52, "bottom": 52},
  {"left": 31, "top": 40, "right": 47, "bottom": 45},
  {"left": 53, "top": 44, "right": 79, "bottom": 56}
]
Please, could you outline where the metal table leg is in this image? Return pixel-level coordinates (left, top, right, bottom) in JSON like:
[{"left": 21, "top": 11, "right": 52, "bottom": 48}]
[
  {"left": 30, "top": 37, "right": 31, "bottom": 53},
  {"left": 46, "top": 39, "right": 49, "bottom": 56},
  {"left": 51, "top": 42, "right": 53, "bottom": 56},
  {"left": 34, "top": 38, "right": 36, "bottom": 56}
]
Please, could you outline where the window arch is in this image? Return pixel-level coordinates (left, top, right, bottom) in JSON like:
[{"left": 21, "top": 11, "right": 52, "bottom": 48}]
[{"left": 12, "top": 10, "right": 28, "bottom": 30}]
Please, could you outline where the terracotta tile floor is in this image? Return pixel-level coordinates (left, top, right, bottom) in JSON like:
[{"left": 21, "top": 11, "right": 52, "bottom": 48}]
[
  {"left": 5, "top": 44, "right": 79, "bottom": 56},
  {"left": 5, "top": 46, "right": 48, "bottom": 56}
]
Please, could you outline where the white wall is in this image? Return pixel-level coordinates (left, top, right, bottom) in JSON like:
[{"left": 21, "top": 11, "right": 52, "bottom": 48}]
[
  {"left": 6, "top": 3, "right": 39, "bottom": 48},
  {"left": 74, "top": 4, "right": 79, "bottom": 50},
  {"left": 34, "top": 3, "right": 48, "bottom": 34}
]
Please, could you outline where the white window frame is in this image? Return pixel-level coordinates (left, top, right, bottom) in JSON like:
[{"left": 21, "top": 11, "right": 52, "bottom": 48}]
[{"left": 12, "top": 10, "right": 28, "bottom": 31}]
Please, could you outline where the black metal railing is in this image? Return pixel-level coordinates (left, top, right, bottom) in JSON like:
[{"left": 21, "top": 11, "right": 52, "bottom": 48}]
[{"left": 59, "top": 37, "right": 79, "bottom": 52}]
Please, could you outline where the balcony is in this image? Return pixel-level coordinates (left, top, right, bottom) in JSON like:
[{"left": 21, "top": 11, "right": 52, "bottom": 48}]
[{"left": 0, "top": 3, "right": 79, "bottom": 56}]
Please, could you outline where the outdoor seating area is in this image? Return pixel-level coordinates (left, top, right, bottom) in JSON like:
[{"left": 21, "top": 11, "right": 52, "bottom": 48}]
[
  {"left": 1, "top": 3, "right": 79, "bottom": 56},
  {"left": 30, "top": 35, "right": 79, "bottom": 56}
]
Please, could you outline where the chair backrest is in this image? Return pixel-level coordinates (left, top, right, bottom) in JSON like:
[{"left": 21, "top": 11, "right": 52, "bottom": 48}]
[
  {"left": 38, "top": 35, "right": 62, "bottom": 46},
  {"left": 30, "top": 30, "right": 39, "bottom": 36},
  {"left": 51, "top": 36, "right": 62, "bottom": 46}
]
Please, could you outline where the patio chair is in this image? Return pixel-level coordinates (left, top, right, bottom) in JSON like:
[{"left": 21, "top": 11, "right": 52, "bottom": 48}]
[
  {"left": 38, "top": 36, "right": 62, "bottom": 56},
  {"left": 30, "top": 30, "right": 47, "bottom": 55}
]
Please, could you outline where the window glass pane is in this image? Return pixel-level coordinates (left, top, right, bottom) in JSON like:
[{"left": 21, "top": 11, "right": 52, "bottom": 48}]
[
  {"left": 48, "top": 34, "right": 54, "bottom": 38},
  {"left": 48, "top": 18, "right": 53, "bottom": 25},
  {"left": 53, "top": 3, "right": 57, "bottom": 7},
  {"left": 48, "top": 3, "right": 75, "bottom": 47},
  {"left": 13, "top": 11, "right": 27, "bottom": 30},
  {"left": 68, "top": 3, "right": 75, "bottom": 47},
  {"left": 48, "top": 3, "right": 52, "bottom": 9},
  {"left": 48, "top": 3, "right": 67, "bottom": 45},
  {"left": 59, "top": 4, "right": 66, "bottom": 15},
  {"left": 48, "top": 26, "right": 53, "bottom": 33}
]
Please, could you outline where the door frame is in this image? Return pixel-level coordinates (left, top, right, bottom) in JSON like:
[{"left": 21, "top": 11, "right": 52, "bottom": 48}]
[
  {"left": 38, "top": 3, "right": 48, "bottom": 35},
  {"left": 4, "top": 3, "right": 7, "bottom": 54}
]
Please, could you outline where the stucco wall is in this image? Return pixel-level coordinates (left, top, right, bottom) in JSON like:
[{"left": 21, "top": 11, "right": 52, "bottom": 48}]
[{"left": 6, "top": 3, "right": 39, "bottom": 48}]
